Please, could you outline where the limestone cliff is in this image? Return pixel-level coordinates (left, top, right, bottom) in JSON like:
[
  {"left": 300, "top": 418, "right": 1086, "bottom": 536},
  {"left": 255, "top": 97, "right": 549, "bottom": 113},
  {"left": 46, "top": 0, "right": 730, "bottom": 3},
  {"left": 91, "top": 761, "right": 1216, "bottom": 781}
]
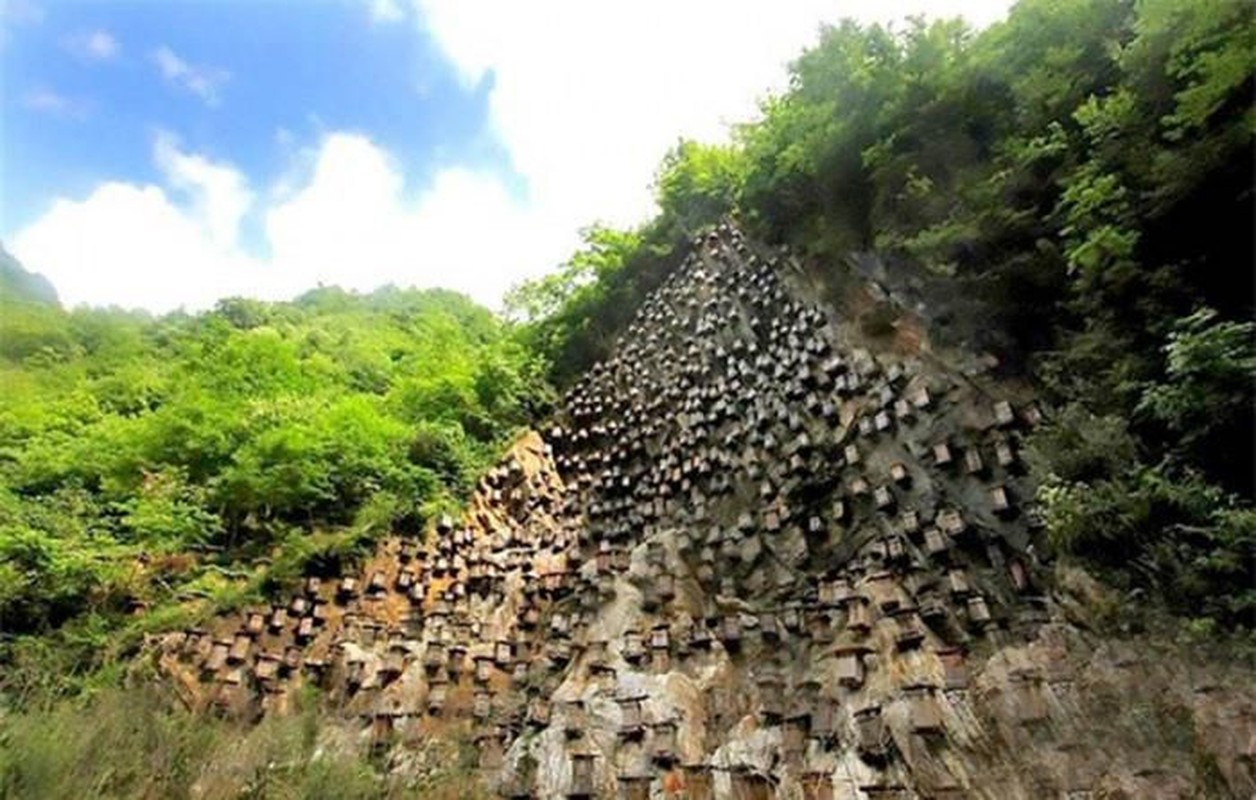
[{"left": 154, "top": 223, "right": 1256, "bottom": 799}]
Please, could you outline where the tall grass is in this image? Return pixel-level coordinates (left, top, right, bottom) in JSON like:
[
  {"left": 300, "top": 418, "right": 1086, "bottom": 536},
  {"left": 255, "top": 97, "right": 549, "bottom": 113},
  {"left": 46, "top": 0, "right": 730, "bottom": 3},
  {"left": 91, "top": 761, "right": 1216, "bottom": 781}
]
[{"left": 0, "top": 685, "right": 487, "bottom": 800}]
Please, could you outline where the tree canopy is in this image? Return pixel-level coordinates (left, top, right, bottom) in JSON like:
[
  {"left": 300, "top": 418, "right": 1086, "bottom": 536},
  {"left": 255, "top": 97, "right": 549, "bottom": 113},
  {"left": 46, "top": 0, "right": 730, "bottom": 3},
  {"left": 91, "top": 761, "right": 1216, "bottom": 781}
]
[{"left": 0, "top": 283, "right": 548, "bottom": 684}]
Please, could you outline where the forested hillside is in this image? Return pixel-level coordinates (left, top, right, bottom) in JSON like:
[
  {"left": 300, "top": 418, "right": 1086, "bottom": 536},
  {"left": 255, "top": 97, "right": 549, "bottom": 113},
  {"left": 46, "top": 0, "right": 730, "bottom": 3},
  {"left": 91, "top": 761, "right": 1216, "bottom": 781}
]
[
  {"left": 0, "top": 283, "right": 547, "bottom": 692},
  {"left": 510, "top": 0, "right": 1254, "bottom": 631},
  {"left": 0, "top": 0, "right": 1252, "bottom": 796}
]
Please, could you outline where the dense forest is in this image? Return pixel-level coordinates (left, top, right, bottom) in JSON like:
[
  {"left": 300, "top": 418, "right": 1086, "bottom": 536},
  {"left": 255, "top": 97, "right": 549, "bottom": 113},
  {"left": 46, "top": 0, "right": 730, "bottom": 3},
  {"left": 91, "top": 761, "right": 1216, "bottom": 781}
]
[
  {"left": 510, "top": 0, "right": 1254, "bottom": 632},
  {"left": 0, "top": 0, "right": 1252, "bottom": 794},
  {"left": 0, "top": 251, "right": 548, "bottom": 694}
]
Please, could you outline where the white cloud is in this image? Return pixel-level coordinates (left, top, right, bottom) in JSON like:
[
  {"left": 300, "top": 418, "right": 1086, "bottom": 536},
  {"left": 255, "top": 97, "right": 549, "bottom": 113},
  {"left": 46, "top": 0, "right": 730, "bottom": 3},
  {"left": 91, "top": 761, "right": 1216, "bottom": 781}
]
[
  {"left": 64, "top": 29, "right": 119, "bottom": 61},
  {"left": 413, "top": 0, "right": 1015, "bottom": 234},
  {"left": 265, "top": 134, "right": 569, "bottom": 303},
  {"left": 11, "top": 1, "right": 1015, "bottom": 314},
  {"left": 151, "top": 45, "right": 229, "bottom": 106},
  {"left": 367, "top": 0, "right": 405, "bottom": 22},
  {"left": 10, "top": 132, "right": 560, "bottom": 311},
  {"left": 154, "top": 131, "right": 252, "bottom": 249},
  {"left": 22, "top": 87, "right": 90, "bottom": 118},
  {"left": 11, "top": 136, "right": 258, "bottom": 311},
  {"left": 10, "top": 183, "right": 258, "bottom": 312}
]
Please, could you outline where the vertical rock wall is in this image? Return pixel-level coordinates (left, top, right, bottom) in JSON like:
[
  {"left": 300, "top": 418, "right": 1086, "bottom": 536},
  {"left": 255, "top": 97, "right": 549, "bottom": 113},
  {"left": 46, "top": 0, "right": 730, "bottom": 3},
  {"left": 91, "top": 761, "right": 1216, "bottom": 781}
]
[{"left": 155, "top": 224, "right": 1256, "bottom": 799}]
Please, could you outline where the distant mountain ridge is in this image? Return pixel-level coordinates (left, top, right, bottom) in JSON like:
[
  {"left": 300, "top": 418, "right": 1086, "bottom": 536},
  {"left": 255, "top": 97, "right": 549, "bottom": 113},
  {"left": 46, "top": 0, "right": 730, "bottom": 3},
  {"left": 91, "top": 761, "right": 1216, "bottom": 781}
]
[{"left": 0, "top": 244, "right": 60, "bottom": 306}]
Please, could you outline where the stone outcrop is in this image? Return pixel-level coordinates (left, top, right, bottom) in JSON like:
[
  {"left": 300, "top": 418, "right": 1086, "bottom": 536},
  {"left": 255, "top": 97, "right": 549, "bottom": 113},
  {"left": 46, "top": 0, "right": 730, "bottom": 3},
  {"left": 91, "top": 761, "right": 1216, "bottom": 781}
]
[{"left": 155, "top": 223, "right": 1256, "bottom": 798}]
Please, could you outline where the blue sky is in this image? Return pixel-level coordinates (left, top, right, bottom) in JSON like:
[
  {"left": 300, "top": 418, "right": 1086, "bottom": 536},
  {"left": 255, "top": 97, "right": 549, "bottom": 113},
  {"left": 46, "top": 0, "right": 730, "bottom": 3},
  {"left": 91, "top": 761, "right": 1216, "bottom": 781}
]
[
  {"left": 1, "top": 0, "right": 1012, "bottom": 312},
  {"left": 3, "top": 1, "right": 517, "bottom": 235}
]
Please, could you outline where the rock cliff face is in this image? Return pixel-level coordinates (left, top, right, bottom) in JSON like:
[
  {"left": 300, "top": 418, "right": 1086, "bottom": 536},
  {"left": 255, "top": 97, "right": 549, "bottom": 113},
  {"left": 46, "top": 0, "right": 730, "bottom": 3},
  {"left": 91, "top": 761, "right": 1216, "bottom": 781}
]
[{"left": 155, "top": 224, "right": 1256, "bottom": 798}]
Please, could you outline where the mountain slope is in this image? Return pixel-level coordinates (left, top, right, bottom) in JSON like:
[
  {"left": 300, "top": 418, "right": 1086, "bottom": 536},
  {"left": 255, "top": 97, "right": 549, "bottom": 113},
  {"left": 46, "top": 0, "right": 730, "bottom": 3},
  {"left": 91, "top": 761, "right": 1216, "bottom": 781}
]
[
  {"left": 156, "top": 224, "right": 1256, "bottom": 798},
  {"left": 0, "top": 245, "right": 59, "bottom": 307}
]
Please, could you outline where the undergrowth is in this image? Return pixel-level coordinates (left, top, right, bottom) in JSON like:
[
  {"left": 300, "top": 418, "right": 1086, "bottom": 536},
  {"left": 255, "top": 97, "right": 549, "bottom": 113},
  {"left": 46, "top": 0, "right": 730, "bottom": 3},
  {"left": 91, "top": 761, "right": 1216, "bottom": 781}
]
[{"left": 0, "top": 684, "right": 489, "bottom": 800}]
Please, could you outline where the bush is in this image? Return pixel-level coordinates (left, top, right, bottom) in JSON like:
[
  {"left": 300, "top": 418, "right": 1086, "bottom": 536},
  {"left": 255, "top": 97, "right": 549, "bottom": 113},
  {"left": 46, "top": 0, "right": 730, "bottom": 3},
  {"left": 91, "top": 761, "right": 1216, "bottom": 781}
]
[
  {"left": 1038, "top": 467, "right": 1255, "bottom": 628},
  {"left": 1024, "top": 404, "right": 1138, "bottom": 485}
]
